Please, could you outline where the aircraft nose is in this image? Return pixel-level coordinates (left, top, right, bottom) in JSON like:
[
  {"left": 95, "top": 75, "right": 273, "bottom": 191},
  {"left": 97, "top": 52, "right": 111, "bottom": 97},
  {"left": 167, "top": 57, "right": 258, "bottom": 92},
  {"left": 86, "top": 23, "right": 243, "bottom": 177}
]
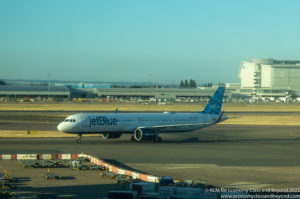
[{"left": 57, "top": 123, "right": 64, "bottom": 132}]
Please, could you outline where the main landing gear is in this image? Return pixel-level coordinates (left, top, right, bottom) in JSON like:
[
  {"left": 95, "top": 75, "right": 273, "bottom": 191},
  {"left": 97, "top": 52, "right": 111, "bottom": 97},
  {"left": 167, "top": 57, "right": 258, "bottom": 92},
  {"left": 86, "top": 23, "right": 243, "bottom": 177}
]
[
  {"left": 130, "top": 135, "right": 162, "bottom": 143},
  {"left": 76, "top": 134, "right": 82, "bottom": 144},
  {"left": 154, "top": 136, "right": 162, "bottom": 143}
]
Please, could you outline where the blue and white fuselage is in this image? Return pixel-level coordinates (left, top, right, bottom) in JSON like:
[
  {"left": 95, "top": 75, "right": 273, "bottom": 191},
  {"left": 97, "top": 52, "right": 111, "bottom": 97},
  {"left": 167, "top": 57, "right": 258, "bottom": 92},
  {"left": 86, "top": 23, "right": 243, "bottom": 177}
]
[{"left": 57, "top": 87, "right": 227, "bottom": 143}]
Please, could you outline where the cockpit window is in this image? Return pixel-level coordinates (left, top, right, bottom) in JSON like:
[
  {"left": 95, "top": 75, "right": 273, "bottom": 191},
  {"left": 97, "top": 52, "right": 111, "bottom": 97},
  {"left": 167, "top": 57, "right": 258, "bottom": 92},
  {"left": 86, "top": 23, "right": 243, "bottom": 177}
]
[{"left": 64, "top": 119, "right": 76, "bottom": 122}]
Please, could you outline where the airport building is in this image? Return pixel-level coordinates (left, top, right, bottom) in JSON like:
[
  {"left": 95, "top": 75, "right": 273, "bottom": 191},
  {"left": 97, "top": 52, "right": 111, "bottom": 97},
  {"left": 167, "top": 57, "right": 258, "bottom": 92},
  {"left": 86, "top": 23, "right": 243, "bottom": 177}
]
[
  {"left": 95, "top": 87, "right": 230, "bottom": 101},
  {"left": 239, "top": 58, "right": 300, "bottom": 97},
  {"left": 0, "top": 85, "right": 70, "bottom": 101}
]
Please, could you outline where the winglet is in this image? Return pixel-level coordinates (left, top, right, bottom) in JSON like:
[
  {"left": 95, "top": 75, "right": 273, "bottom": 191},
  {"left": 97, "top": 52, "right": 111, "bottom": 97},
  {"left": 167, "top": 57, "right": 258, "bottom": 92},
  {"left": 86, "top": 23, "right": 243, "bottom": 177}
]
[
  {"left": 201, "top": 86, "right": 225, "bottom": 115},
  {"left": 114, "top": 108, "right": 119, "bottom": 113}
]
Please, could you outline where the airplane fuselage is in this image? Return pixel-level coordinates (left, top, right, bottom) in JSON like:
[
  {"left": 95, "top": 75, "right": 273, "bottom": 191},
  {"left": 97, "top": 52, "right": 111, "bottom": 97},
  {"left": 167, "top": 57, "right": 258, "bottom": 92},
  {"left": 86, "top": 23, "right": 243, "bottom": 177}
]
[{"left": 57, "top": 112, "right": 223, "bottom": 134}]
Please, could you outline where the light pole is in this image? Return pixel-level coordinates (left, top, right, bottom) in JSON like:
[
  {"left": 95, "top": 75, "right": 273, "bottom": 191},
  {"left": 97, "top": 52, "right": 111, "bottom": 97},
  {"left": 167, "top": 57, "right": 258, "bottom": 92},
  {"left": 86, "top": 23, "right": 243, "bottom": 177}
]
[{"left": 48, "top": 73, "right": 51, "bottom": 101}]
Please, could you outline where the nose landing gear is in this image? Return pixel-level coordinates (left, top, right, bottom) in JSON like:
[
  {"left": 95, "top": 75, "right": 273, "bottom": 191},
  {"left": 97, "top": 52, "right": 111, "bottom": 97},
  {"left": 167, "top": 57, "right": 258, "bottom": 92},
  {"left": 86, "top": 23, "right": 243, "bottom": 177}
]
[{"left": 76, "top": 134, "right": 82, "bottom": 144}]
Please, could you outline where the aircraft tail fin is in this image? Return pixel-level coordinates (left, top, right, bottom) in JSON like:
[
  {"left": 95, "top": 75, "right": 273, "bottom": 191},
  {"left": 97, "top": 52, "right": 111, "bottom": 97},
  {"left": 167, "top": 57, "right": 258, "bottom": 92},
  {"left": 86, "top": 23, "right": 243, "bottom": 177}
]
[{"left": 201, "top": 86, "right": 225, "bottom": 115}]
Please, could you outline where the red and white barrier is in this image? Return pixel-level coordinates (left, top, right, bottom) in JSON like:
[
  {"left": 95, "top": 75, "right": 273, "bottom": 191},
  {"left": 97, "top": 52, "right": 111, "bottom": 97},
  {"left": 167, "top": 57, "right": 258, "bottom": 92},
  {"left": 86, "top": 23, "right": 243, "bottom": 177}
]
[
  {"left": 85, "top": 154, "right": 160, "bottom": 183},
  {"left": 0, "top": 153, "right": 79, "bottom": 160}
]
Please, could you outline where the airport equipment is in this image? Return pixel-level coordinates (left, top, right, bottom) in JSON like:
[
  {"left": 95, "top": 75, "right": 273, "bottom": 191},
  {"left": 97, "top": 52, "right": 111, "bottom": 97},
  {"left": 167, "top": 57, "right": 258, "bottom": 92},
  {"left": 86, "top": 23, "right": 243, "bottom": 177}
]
[
  {"left": 0, "top": 189, "right": 12, "bottom": 199},
  {"left": 0, "top": 169, "right": 16, "bottom": 199},
  {"left": 19, "top": 159, "right": 85, "bottom": 169},
  {"left": 176, "top": 180, "right": 206, "bottom": 188},
  {"left": 3, "top": 153, "right": 161, "bottom": 184},
  {"left": 18, "top": 160, "right": 36, "bottom": 168},
  {"left": 42, "top": 172, "right": 62, "bottom": 180},
  {"left": 0, "top": 170, "right": 14, "bottom": 183},
  {"left": 77, "top": 156, "right": 90, "bottom": 162},
  {"left": 42, "top": 169, "right": 62, "bottom": 180},
  {"left": 69, "top": 160, "right": 83, "bottom": 169},
  {"left": 131, "top": 182, "right": 155, "bottom": 195},
  {"left": 158, "top": 176, "right": 175, "bottom": 187},
  {"left": 100, "top": 171, "right": 120, "bottom": 178},
  {"left": 107, "top": 190, "right": 137, "bottom": 199},
  {"left": 88, "top": 165, "right": 105, "bottom": 170},
  {"left": 175, "top": 187, "right": 203, "bottom": 197},
  {"left": 158, "top": 186, "right": 176, "bottom": 196},
  {"left": 117, "top": 175, "right": 141, "bottom": 185}
]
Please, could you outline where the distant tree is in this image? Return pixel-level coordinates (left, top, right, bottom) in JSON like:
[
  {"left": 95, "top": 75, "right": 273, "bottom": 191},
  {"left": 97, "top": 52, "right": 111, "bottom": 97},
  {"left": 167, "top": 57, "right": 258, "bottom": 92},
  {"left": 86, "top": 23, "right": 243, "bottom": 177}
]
[
  {"left": 189, "top": 79, "right": 197, "bottom": 88},
  {"left": 0, "top": 80, "right": 5, "bottom": 85},
  {"left": 179, "top": 80, "right": 184, "bottom": 88},
  {"left": 184, "top": 80, "right": 189, "bottom": 88},
  {"left": 203, "top": 82, "right": 213, "bottom": 87},
  {"left": 218, "top": 82, "right": 225, "bottom": 86}
]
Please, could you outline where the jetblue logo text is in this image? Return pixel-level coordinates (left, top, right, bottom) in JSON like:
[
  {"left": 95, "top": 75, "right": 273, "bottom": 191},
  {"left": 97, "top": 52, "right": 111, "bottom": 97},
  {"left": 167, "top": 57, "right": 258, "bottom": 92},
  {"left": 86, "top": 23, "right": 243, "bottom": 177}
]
[{"left": 89, "top": 116, "right": 117, "bottom": 127}]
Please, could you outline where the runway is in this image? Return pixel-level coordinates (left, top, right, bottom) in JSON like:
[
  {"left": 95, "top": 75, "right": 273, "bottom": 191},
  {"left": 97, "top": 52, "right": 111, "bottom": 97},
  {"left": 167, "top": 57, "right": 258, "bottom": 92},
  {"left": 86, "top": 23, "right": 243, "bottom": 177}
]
[{"left": 1, "top": 111, "right": 300, "bottom": 188}]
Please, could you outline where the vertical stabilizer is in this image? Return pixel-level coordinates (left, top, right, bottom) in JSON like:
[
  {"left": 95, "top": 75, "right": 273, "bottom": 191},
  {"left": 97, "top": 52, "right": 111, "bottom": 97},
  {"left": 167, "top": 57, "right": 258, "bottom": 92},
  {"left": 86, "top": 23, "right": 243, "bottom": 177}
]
[{"left": 201, "top": 87, "right": 225, "bottom": 115}]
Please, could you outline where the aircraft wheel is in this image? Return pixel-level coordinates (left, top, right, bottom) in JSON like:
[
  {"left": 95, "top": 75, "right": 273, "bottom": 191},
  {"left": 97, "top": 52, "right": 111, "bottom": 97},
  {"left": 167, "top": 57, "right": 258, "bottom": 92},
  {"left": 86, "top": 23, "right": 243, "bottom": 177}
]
[
  {"left": 154, "top": 137, "right": 162, "bottom": 143},
  {"left": 131, "top": 136, "right": 136, "bottom": 142},
  {"left": 157, "top": 137, "right": 162, "bottom": 143}
]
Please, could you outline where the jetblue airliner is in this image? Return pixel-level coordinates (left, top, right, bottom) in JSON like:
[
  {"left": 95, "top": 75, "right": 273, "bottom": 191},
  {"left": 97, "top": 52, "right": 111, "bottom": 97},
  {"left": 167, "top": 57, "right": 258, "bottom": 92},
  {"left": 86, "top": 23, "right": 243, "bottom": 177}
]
[{"left": 57, "top": 87, "right": 227, "bottom": 143}]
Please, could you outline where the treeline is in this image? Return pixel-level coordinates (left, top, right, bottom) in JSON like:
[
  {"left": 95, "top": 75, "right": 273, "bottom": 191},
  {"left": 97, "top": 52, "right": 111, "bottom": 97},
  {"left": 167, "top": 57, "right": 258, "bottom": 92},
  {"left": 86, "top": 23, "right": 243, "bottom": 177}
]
[
  {"left": 179, "top": 79, "right": 197, "bottom": 88},
  {"left": 111, "top": 85, "right": 167, "bottom": 89},
  {"left": 179, "top": 81, "right": 225, "bottom": 88},
  {"left": 201, "top": 82, "right": 225, "bottom": 87}
]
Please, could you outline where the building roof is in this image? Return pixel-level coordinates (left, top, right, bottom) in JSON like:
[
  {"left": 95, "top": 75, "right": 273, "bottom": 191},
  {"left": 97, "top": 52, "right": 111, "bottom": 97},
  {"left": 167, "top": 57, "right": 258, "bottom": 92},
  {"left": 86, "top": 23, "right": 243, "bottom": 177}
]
[
  {"left": 0, "top": 85, "right": 69, "bottom": 92},
  {"left": 0, "top": 85, "right": 70, "bottom": 96}
]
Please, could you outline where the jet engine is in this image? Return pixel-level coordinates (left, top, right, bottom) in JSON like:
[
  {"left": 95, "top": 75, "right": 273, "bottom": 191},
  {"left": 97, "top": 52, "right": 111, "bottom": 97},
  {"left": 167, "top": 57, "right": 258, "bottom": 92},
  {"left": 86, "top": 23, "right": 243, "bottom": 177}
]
[
  {"left": 102, "top": 132, "right": 122, "bottom": 139},
  {"left": 133, "top": 128, "right": 156, "bottom": 141}
]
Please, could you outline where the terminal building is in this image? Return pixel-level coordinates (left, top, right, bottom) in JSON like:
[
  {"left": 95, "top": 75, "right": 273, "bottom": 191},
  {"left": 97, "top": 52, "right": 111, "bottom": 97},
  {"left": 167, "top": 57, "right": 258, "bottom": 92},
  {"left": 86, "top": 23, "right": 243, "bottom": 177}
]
[
  {"left": 95, "top": 87, "right": 230, "bottom": 101},
  {"left": 0, "top": 85, "right": 70, "bottom": 101},
  {"left": 239, "top": 58, "right": 300, "bottom": 98}
]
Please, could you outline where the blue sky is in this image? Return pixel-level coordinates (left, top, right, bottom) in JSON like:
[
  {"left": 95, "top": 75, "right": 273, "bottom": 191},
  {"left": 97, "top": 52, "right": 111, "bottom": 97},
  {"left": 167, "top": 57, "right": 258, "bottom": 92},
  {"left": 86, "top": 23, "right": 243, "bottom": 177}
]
[{"left": 1, "top": 0, "right": 300, "bottom": 84}]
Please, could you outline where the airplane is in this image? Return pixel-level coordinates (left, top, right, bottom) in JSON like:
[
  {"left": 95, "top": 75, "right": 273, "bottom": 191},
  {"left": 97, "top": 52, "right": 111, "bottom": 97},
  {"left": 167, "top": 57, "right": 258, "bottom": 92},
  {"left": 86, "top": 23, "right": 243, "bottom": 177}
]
[{"left": 57, "top": 86, "right": 227, "bottom": 143}]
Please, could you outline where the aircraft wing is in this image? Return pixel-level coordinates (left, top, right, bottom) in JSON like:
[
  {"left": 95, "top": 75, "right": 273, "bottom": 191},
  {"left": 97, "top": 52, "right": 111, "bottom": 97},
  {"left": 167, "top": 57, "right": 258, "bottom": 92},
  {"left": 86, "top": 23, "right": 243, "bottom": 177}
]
[
  {"left": 150, "top": 122, "right": 211, "bottom": 129},
  {"left": 139, "top": 112, "right": 224, "bottom": 130}
]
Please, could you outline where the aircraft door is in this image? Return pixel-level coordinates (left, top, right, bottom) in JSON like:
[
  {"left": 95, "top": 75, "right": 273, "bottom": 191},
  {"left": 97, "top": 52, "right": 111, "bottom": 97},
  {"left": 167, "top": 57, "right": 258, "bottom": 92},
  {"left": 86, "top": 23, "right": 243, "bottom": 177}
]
[{"left": 81, "top": 115, "right": 88, "bottom": 128}]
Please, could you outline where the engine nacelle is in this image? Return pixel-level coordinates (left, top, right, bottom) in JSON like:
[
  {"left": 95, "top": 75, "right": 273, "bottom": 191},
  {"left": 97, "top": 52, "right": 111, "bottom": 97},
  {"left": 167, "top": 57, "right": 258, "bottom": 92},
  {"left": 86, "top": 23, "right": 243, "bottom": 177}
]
[
  {"left": 102, "top": 132, "right": 122, "bottom": 139},
  {"left": 133, "top": 128, "right": 156, "bottom": 142}
]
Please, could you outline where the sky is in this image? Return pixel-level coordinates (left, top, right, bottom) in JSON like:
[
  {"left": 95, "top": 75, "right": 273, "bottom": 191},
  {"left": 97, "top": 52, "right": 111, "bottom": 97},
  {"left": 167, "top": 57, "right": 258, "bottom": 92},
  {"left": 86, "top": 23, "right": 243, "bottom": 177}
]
[{"left": 1, "top": 0, "right": 300, "bottom": 84}]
